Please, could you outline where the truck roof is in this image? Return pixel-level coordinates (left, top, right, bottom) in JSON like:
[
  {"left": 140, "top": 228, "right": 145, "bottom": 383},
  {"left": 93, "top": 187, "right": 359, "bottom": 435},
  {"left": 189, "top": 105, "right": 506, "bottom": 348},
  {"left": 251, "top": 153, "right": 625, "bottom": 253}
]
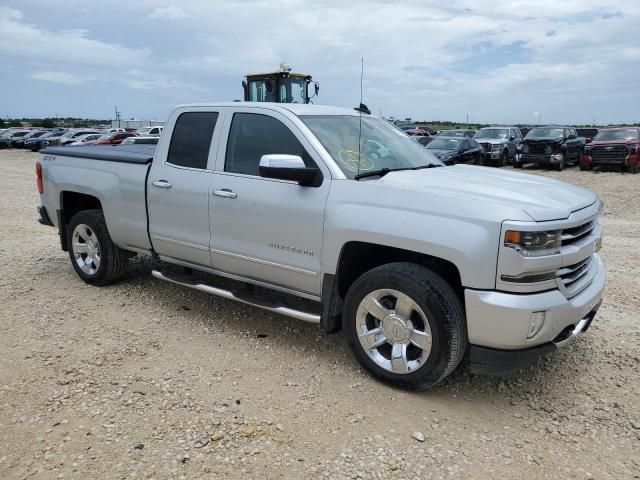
[{"left": 176, "top": 102, "right": 364, "bottom": 117}]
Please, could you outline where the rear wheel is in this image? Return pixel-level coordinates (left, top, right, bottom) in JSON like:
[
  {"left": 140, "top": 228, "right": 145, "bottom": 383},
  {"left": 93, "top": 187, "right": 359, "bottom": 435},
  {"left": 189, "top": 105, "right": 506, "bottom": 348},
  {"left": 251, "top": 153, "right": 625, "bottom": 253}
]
[
  {"left": 343, "top": 263, "right": 467, "bottom": 390},
  {"left": 67, "top": 209, "right": 129, "bottom": 285}
]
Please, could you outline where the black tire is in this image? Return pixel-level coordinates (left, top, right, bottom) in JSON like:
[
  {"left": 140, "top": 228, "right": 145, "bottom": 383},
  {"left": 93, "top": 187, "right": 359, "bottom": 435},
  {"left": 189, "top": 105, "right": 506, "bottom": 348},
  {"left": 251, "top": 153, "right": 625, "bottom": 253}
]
[
  {"left": 343, "top": 262, "right": 467, "bottom": 390},
  {"left": 67, "top": 209, "right": 129, "bottom": 285},
  {"left": 495, "top": 149, "right": 507, "bottom": 167}
]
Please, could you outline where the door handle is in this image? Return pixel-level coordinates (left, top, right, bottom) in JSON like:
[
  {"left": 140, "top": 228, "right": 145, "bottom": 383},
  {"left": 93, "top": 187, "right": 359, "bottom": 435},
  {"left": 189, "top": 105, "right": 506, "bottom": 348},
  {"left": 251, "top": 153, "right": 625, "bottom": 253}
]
[
  {"left": 213, "top": 189, "right": 237, "bottom": 199},
  {"left": 152, "top": 180, "right": 172, "bottom": 189}
]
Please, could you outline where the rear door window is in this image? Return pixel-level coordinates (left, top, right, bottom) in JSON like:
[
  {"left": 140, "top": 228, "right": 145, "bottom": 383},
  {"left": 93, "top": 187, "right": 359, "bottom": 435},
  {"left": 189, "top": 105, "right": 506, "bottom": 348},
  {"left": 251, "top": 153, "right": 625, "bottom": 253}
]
[{"left": 167, "top": 112, "right": 219, "bottom": 170}]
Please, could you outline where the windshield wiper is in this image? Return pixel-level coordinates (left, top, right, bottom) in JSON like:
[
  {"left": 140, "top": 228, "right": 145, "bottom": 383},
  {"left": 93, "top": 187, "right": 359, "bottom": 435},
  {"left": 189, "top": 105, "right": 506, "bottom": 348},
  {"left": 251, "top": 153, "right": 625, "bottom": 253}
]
[
  {"left": 354, "top": 164, "right": 442, "bottom": 180},
  {"left": 354, "top": 167, "right": 410, "bottom": 180}
]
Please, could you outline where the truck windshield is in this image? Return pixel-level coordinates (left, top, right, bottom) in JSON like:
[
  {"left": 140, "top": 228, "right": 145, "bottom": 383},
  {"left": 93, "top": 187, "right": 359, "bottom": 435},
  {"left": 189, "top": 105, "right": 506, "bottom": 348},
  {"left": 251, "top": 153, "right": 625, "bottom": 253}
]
[
  {"left": 475, "top": 128, "right": 508, "bottom": 139},
  {"left": 527, "top": 128, "right": 564, "bottom": 138},
  {"left": 301, "top": 115, "right": 443, "bottom": 179},
  {"left": 594, "top": 129, "right": 639, "bottom": 141}
]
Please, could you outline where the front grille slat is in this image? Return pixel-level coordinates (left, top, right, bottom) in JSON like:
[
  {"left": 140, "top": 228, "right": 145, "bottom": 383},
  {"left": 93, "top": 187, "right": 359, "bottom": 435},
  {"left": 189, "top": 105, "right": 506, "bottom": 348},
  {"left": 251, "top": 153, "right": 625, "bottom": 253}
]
[
  {"left": 561, "top": 219, "right": 595, "bottom": 246},
  {"left": 557, "top": 256, "right": 594, "bottom": 298}
]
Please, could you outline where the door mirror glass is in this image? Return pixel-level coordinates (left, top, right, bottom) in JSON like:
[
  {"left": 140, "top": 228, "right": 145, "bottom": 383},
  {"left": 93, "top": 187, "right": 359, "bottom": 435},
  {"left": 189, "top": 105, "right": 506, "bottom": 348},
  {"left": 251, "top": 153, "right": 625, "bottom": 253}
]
[
  {"left": 509, "top": 136, "right": 515, "bottom": 141},
  {"left": 259, "top": 154, "right": 319, "bottom": 186}
]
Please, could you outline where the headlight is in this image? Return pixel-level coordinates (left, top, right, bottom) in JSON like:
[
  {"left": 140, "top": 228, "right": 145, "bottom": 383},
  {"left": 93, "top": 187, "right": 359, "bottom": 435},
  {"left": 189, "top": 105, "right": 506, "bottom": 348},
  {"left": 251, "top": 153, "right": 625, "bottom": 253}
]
[
  {"left": 492, "top": 144, "right": 501, "bottom": 151},
  {"left": 504, "top": 230, "right": 562, "bottom": 257},
  {"left": 522, "top": 145, "right": 529, "bottom": 153},
  {"left": 631, "top": 144, "right": 639, "bottom": 153}
]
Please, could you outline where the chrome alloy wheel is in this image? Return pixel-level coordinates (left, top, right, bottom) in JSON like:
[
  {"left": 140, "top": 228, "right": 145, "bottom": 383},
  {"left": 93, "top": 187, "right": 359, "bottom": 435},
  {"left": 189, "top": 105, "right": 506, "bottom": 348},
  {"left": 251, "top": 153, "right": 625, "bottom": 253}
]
[
  {"left": 356, "top": 289, "right": 432, "bottom": 374},
  {"left": 71, "top": 224, "right": 101, "bottom": 275}
]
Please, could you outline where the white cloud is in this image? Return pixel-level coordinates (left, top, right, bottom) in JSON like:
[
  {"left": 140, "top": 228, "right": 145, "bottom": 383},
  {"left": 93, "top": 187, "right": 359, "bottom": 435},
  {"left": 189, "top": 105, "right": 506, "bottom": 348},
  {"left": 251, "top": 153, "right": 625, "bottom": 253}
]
[
  {"left": 30, "top": 71, "right": 85, "bottom": 85},
  {"left": 0, "top": 6, "right": 149, "bottom": 66},
  {"left": 148, "top": 5, "right": 190, "bottom": 20}
]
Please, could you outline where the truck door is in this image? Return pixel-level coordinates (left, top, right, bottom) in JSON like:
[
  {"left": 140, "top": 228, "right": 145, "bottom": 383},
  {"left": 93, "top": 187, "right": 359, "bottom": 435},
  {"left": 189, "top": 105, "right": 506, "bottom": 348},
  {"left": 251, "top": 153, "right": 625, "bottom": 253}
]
[
  {"left": 209, "top": 108, "right": 330, "bottom": 296},
  {"left": 147, "top": 109, "right": 222, "bottom": 267}
]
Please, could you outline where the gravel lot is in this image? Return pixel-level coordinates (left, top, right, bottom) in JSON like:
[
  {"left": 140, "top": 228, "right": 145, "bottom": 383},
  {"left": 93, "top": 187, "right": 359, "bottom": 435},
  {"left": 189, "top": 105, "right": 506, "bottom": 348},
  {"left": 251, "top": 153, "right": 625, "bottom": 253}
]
[{"left": 1, "top": 149, "right": 638, "bottom": 479}]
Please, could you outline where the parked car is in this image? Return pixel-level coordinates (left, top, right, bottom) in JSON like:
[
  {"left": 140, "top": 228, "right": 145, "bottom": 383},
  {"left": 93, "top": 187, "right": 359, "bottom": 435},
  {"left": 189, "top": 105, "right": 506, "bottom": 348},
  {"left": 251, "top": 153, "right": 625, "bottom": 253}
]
[
  {"left": 473, "top": 127, "right": 523, "bottom": 166},
  {"left": 405, "top": 127, "right": 430, "bottom": 137},
  {"left": 0, "top": 136, "right": 10, "bottom": 149},
  {"left": 580, "top": 127, "right": 640, "bottom": 173},
  {"left": 437, "top": 129, "right": 476, "bottom": 138},
  {"left": 426, "top": 137, "right": 484, "bottom": 165},
  {"left": 137, "top": 126, "right": 164, "bottom": 136},
  {"left": 412, "top": 135, "right": 434, "bottom": 147},
  {"left": 11, "top": 130, "right": 48, "bottom": 148},
  {"left": 37, "top": 102, "right": 605, "bottom": 389},
  {"left": 516, "top": 126, "right": 585, "bottom": 170},
  {"left": 576, "top": 128, "right": 599, "bottom": 142},
  {"left": 104, "top": 128, "right": 126, "bottom": 134},
  {"left": 398, "top": 124, "right": 417, "bottom": 131},
  {"left": 59, "top": 130, "right": 101, "bottom": 146},
  {"left": 120, "top": 136, "right": 160, "bottom": 145},
  {"left": 3, "top": 130, "right": 32, "bottom": 147},
  {"left": 25, "top": 130, "right": 68, "bottom": 151},
  {"left": 92, "top": 132, "right": 138, "bottom": 145},
  {"left": 68, "top": 134, "right": 103, "bottom": 146}
]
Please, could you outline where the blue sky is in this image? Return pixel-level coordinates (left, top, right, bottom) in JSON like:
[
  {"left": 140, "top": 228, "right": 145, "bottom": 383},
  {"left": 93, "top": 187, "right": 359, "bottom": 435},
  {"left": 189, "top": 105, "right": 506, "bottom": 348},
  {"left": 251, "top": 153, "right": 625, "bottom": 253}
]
[{"left": 1, "top": 1, "right": 639, "bottom": 124}]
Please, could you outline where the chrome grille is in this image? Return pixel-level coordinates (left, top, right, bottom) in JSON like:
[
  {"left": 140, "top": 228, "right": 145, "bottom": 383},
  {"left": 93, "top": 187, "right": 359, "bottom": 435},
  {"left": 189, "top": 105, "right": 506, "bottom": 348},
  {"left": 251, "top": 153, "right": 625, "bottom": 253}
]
[
  {"left": 590, "top": 144, "right": 629, "bottom": 163},
  {"left": 562, "top": 220, "right": 595, "bottom": 246}
]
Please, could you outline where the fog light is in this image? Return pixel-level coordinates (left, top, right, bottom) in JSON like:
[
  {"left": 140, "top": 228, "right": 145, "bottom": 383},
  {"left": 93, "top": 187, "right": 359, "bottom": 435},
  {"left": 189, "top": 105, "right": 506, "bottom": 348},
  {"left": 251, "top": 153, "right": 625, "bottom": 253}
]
[{"left": 527, "top": 311, "right": 546, "bottom": 339}]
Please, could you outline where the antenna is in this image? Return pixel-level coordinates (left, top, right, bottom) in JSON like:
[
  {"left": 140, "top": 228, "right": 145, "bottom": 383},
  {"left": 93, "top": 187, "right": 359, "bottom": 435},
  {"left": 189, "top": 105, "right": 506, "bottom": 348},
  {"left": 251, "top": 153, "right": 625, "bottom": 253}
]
[{"left": 357, "top": 58, "right": 364, "bottom": 180}]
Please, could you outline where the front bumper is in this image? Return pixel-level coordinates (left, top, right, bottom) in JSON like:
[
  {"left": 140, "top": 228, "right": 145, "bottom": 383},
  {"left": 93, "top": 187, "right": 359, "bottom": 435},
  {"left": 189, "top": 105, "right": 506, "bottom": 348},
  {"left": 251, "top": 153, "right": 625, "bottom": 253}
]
[
  {"left": 469, "top": 300, "right": 600, "bottom": 375},
  {"left": 518, "top": 153, "right": 563, "bottom": 165},
  {"left": 464, "top": 254, "right": 605, "bottom": 373}
]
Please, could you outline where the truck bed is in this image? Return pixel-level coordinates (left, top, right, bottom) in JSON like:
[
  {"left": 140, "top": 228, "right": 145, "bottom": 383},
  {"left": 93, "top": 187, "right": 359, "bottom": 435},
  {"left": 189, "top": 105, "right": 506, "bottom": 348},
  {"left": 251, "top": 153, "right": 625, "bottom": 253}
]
[{"left": 41, "top": 144, "right": 156, "bottom": 164}]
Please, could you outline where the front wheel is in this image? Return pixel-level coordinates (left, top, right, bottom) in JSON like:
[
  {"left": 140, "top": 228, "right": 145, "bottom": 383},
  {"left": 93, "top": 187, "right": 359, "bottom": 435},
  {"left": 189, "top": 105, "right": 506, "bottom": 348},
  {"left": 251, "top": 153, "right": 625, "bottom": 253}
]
[
  {"left": 498, "top": 149, "right": 508, "bottom": 167},
  {"left": 343, "top": 263, "right": 467, "bottom": 390},
  {"left": 67, "top": 209, "right": 129, "bottom": 285}
]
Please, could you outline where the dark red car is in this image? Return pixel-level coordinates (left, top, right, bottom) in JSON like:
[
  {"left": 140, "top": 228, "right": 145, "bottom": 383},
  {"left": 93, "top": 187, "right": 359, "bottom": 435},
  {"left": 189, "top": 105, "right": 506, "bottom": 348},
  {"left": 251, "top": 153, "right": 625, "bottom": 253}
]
[
  {"left": 91, "top": 132, "right": 138, "bottom": 145},
  {"left": 581, "top": 127, "right": 640, "bottom": 173}
]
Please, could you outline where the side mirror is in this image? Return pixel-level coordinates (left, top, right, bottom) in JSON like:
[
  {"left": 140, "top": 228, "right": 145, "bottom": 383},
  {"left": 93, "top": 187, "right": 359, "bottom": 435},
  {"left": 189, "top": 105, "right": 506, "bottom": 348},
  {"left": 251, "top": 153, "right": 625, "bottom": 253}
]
[
  {"left": 586, "top": 137, "right": 592, "bottom": 144},
  {"left": 315, "top": 83, "right": 320, "bottom": 95},
  {"left": 259, "top": 154, "right": 319, "bottom": 186},
  {"left": 509, "top": 136, "right": 515, "bottom": 141}
]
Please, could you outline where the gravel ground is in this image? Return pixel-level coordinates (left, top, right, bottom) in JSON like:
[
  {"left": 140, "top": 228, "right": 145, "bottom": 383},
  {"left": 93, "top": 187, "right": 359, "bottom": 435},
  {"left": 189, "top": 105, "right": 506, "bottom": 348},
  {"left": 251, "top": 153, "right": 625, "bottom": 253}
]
[{"left": 0, "top": 149, "right": 638, "bottom": 479}]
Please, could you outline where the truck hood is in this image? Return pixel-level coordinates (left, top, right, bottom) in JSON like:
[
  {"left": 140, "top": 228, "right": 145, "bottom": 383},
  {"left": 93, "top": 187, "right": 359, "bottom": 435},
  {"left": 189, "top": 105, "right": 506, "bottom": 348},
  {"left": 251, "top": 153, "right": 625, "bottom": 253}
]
[
  {"left": 523, "top": 137, "right": 563, "bottom": 144},
  {"left": 474, "top": 138, "right": 508, "bottom": 145},
  {"left": 377, "top": 165, "right": 597, "bottom": 221}
]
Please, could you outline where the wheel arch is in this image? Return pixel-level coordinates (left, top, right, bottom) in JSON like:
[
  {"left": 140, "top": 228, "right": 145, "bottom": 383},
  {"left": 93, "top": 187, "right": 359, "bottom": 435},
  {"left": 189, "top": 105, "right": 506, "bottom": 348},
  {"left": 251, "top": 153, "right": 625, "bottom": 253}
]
[
  {"left": 321, "top": 241, "right": 463, "bottom": 333},
  {"left": 58, "top": 191, "right": 103, "bottom": 251}
]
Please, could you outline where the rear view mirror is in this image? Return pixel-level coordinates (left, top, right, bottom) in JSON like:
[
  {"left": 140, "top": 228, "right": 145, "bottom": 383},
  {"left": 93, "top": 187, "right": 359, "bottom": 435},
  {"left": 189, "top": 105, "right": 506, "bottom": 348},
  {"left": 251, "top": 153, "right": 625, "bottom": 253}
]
[{"left": 259, "top": 154, "right": 319, "bottom": 186}]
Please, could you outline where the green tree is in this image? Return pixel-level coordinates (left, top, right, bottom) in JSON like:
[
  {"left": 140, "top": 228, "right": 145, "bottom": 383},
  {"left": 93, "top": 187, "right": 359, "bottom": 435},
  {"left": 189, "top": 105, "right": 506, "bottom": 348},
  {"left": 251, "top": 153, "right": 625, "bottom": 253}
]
[
  {"left": 8, "top": 120, "right": 22, "bottom": 127},
  {"left": 40, "top": 118, "right": 57, "bottom": 128}
]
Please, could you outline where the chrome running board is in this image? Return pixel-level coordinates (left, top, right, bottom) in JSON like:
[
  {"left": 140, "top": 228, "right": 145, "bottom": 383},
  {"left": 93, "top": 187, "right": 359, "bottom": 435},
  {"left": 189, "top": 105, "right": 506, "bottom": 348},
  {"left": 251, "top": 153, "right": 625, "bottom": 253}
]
[{"left": 151, "top": 269, "right": 321, "bottom": 324}]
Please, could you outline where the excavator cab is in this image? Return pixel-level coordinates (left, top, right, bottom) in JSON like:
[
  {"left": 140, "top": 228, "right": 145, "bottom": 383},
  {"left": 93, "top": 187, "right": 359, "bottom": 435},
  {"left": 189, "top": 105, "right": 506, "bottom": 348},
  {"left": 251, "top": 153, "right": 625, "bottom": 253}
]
[{"left": 242, "top": 64, "right": 319, "bottom": 104}]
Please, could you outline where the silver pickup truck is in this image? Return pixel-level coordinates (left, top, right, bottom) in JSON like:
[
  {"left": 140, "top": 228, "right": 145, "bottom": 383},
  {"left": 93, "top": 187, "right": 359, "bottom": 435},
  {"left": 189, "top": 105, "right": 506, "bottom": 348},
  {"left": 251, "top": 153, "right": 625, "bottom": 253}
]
[{"left": 37, "top": 103, "right": 606, "bottom": 389}]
